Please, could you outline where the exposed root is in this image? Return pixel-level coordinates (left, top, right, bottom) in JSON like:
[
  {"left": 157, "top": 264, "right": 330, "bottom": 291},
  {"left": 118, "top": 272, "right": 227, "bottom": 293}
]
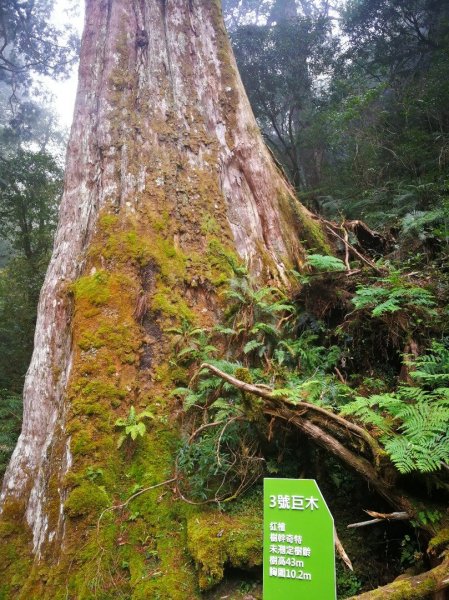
[{"left": 96, "top": 477, "right": 177, "bottom": 536}]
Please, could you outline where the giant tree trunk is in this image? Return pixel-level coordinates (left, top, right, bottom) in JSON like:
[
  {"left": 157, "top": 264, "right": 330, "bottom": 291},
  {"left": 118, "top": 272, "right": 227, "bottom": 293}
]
[{"left": 0, "top": 1, "right": 326, "bottom": 598}]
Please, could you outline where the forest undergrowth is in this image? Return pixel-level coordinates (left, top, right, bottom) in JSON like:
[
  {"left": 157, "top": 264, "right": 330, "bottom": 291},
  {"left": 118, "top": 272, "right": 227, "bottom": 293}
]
[
  {"left": 1, "top": 0, "right": 449, "bottom": 597},
  {"left": 168, "top": 228, "right": 449, "bottom": 596}
]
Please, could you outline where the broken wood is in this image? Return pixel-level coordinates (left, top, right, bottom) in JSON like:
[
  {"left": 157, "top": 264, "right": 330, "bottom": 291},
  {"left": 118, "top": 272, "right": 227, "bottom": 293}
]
[
  {"left": 348, "top": 511, "right": 410, "bottom": 529},
  {"left": 335, "top": 526, "right": 354, "bottom": 571},
  {"left": 323, "top": 223, "right": 384, "bottom": 274}
]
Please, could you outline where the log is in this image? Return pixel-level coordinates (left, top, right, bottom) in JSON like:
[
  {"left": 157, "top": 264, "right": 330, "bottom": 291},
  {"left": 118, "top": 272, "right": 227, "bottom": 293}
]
[{"left": 346, "top": 556, "right": 449, "bottom": 600}]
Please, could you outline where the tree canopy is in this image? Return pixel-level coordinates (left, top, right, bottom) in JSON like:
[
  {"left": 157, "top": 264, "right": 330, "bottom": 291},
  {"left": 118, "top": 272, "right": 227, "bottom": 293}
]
[{"left": 0, "top": 0, "right": 78, "bottom": 88}]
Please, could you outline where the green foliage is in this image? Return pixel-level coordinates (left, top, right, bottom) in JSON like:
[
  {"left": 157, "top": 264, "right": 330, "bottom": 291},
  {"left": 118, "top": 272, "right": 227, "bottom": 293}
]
[
  {"left": 0, "top": 261, "right": 42, "bottom": 391},
  {"left": 175, "top": 359, "right": 263, "bottom": 502},
  {"left": 0, "top": 390, "right": 22, "bottom": 479},
  {"left": 229, "top": 2, "right": 337, "bottom": 190},
  {"left": 172, "top": 253, "right": 449, "bottom": 495},
  {"left": 306, "top": 253, "right": 346, "bottom": 272},
  {"left": 0, "top": 146, "right": 63, "bottom": 392},
  {"left": 342, "top": 343, "right": 449, "bottom": 473},
  {"left": 114, "top": 406, "right": 154, "bottom": 449},
  {"left": 172, "top": 265, "right": 355, "bottom": 502},
  {"left": 225, "top": 0, "right": 449, "bottom": 257},
  {"left": 409, "top": 341, "right": 449, "bottom": 385},
  {"left": 0, "top": 149, "right": 62, "bottom": 258},
  {"left": 0, "top": 0, "right": 79, "bottom": 89},
  {"left": 352, "top": 270, "right": 437, "bottom": 320},
  {"left": 399, "top": 534, "right": 421, "bottom": 568},
  {"left": 177, "top": 421, "right": 258, "bottom": 503},
  {"left": 222, "top": 271, "right": 295, "bottom": 361},
  {"left": 336, "top": 562, "right": 362, "bottom": 598},
  {"left": 84, "top": 466, "right": 104, "bottom": 482},
  {"left": 167, "top": 320, "right": 217, "bottom": 363}
]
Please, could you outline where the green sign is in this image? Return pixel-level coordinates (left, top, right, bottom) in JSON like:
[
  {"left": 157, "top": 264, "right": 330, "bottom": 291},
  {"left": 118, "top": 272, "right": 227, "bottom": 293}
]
[{"left": 263, "top": 478, "right": 336, "bottom": 599}]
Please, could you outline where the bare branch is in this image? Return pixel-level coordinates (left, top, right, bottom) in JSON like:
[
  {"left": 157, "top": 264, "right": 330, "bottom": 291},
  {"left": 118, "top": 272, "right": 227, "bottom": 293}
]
[
  {"left": 96, "top": 477, "right": 177, "bottom": 535},
  {"left": 348, "top": 511, "right": 410, "bottom": 529},
  {"left": 335, "top": 527, "right": 353, "bottom": 571},
  {"left": 199, "top": 363, "right": 382, "bottom": 460},
  {"left": 322, "top": 223, "right": 384, "bottom": 274}
]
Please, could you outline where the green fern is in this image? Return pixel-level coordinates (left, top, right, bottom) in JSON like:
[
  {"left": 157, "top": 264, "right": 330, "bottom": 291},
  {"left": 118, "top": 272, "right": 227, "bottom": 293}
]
[
  {"left": 352, "top": 270, "right": 437, "bottom": 319},
  {"left": 342, "top": 359, "right": 449, "bottom": 474},
  {"left": 114, "top": 406, "right": 154, "bottom": 448},
  {"left": 410, "top": 341, "right": 449, "bottom": 384},
  {"left": 243, "top": 339, "right": 265, "bottom": 355},
  {"left": 306, "top": 254, "right": 346, "bottom": 272}
]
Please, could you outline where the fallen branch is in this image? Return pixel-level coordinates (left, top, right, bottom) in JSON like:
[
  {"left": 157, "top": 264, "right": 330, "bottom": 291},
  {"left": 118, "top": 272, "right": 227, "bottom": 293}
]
[
  {"left": 187, "top": 417, "right": 244, "bottom": 443},
  {"left": 341, "top": 223, "right": 351, "bottom": 271},
  {"left": 199, "top": 363, "right": 382, "bottom": 460},
  {"left": 198, "top": 363, "right": 428, "bottom": 523},
  {"left": 366, "top": 509, "right": 410, "bottom": 521},
  {"left": 322, "top": 222, "right": 384, "bottom": 274},
  {"left": 348, "top": 511, "right": 410, "bottom": 529},
  {"left": 335, "top": 527, "right": 353, "bottom": 571}
]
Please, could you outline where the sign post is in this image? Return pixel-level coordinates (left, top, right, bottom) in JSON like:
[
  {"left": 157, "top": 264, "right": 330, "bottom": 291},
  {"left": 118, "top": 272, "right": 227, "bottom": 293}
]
[{"left": 263, "top": 478, "right": 336, "bottom": 599}]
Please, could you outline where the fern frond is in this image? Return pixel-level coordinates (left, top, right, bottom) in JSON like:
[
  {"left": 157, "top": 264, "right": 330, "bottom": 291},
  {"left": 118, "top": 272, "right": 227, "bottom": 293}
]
[
  {"left": 243, "top": 340, "right": 265, "bottom": 354},
  {"left": 306, "top": 254, "right": 346, "bottom": 272}
]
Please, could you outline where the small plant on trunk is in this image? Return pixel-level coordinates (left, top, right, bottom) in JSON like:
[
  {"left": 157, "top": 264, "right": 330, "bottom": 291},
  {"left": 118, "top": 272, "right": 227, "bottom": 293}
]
[{"left": 114, "top": 406, "right": 154, "bottom": 449}]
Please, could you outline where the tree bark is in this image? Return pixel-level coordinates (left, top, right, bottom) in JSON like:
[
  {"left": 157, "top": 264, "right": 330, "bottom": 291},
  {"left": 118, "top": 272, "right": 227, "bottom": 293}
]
[
  {"left": 347, "top": 555, "right": 449, "bottom": 600},
  {"left": 0, "top": 1, "right": 326, "bottom": 598}
]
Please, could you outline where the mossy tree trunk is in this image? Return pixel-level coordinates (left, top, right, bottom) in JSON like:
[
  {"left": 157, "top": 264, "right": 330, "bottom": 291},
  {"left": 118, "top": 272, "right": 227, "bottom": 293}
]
[{"left": 0, "top": 1, "right": 326, "bottom": 598}]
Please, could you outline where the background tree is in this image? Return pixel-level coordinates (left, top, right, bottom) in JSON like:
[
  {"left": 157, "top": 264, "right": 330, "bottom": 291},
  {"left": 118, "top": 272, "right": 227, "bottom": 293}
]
[
  {"left": 0, "top": 0, "right": 71, "bottom": 479},
  {"left": 0, "top": 0, "right": 78, "bottom": 89},
  {"left": 233, "top": 12, "right": 336, "bottom": 190},
  {"left": 0, "top": 146, "right": 62, "bottom": 392},
  {"left": 0, "top": 109, "right": 63, "bottom": 478},
  {"left": 226, "top": 0, "right": 449, "bottom": 240},
  {"left": 315, "top": 0, "right": 449, "bottom": 233}
]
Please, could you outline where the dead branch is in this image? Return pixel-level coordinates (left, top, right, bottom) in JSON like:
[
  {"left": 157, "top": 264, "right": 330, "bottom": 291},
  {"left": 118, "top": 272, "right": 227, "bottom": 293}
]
[
  {"left": 199, "top": 363, "right": 382, "bottom": 460},
  {"left": 188, "top": 416, "right": 245, "bottom": 444},
  {"left": 348, "top": 511, "right": 410, "bottom": 529},
  {"left": 334, "top": 367, "right": 346, "bottom": 383},
  {"left": 366, "top": 509, "right": 411, "bottom": 521},
  {"left": 342, "top": 224, "right": 351, "bottom": 271},
  {"left": 264, "top": 405, "right": 404, "bottom": 508},
  {"left": 216, "top": 416, "right": 242, "bottom": 466},
  {"left": 97, "top": 477, "right": 177, "bottom": 535},
  {"left": 198, "top": 363, "right": 433, "bottom": 525},
  {"left": 323, "top": 223, "right": 384, "bottom": 274},
  {"left": 335, "top": 527, "right": 354, "bottom": 571}
]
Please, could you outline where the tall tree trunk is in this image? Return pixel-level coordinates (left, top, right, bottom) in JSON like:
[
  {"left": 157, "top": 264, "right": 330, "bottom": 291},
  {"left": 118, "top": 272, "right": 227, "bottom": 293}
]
[{"left": 0, "top": 1, "right": 326, "bottom": 598}]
